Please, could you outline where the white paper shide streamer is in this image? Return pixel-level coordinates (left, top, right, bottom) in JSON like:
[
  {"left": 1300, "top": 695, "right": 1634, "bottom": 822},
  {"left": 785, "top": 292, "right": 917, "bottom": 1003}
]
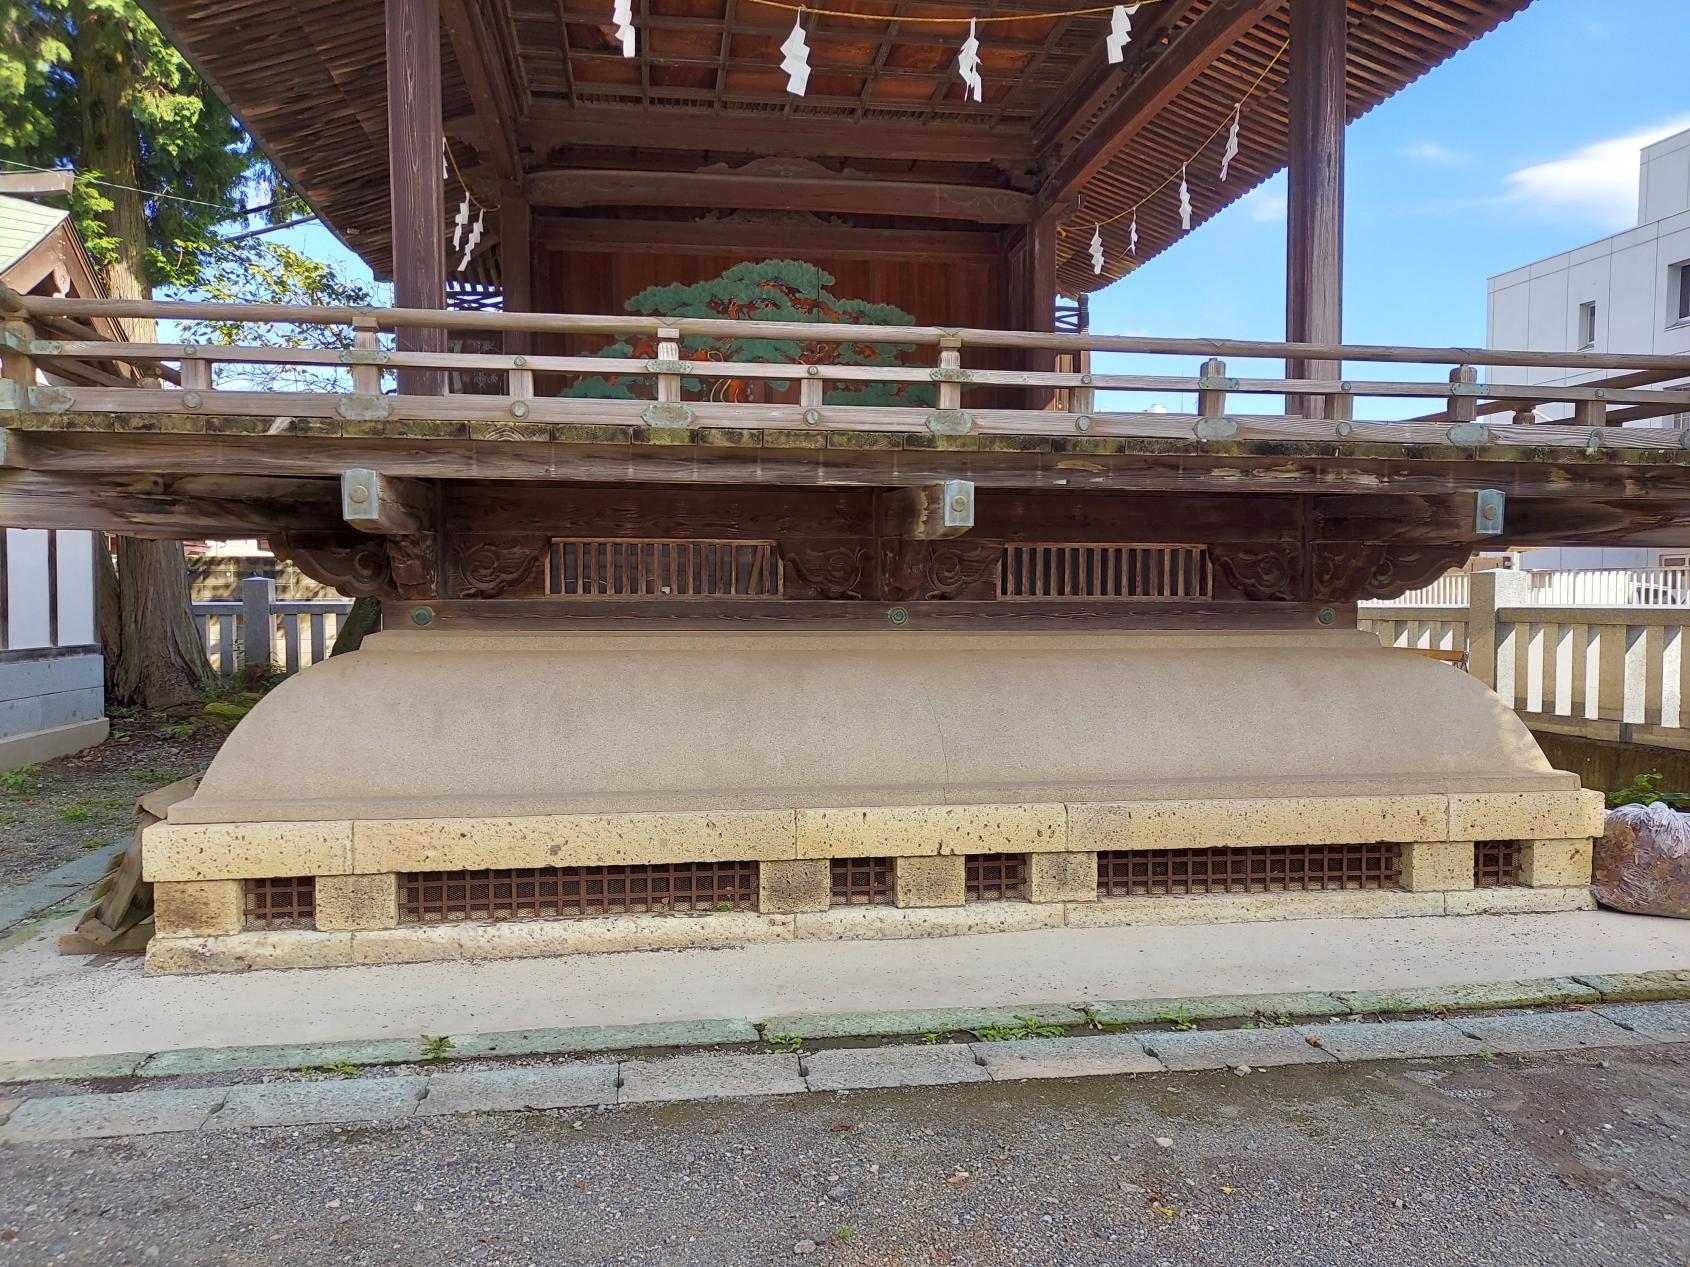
[
  {"left": 451, "top": 193, "right": 471, "bottom": 251},
  {"left": 613, "top": 0, "right": 636, "bottom": 57},
  {"left": 780, "top": 12, "right": 812, "bottom": 96},
  {"left": 457, "top": 208, "right": 484, "bottom": 274},
  {"left": 1219, "top": 106, "right": 1240, "bottom": 181},
  {"left": 957, "top": 18, "right": 982, "bottom": 103},
  {"left": 1128, "top": 209, "right": 1138, "bottom": 256},
  {"left": 1089, "top": 223, "right": 1104, "bottom": 274},
  {"left": 1105, "top": 2, "right": 1139, "bottom": 64},
  {"left": 1178, "top": 164, "right": 1192, "bottom": 231}
]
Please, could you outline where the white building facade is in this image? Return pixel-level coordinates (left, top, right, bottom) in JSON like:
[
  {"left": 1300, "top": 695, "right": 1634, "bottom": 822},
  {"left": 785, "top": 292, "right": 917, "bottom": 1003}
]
[{"left": 1487, "top": 127, "right": 1690, "bottom": 572}]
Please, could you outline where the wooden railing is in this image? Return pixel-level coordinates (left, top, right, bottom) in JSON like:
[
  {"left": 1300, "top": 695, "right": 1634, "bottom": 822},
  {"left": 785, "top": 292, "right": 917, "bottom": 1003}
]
[
  {"left": 1361, "top": 570, "right": 1690, "bottom": 745},
  {"left": 4, "top": 291, "right": 1689, "bottom": 450},
  {"left": 194, "top": 577, "right": 352, "bottom": 676}
]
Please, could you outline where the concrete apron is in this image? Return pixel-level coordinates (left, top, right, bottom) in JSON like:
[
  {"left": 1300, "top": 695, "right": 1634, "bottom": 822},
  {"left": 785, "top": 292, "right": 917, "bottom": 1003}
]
[
  {"left": 137, "top": 627, "right": 1604, "bottom": 974},
  {"left": 3, "top": 907, "right": 1690, "bottom": 1073}
]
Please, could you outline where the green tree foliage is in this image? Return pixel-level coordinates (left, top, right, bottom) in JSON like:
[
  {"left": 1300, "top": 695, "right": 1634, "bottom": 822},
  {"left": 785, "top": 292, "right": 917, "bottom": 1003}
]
[
  {"left": 179, "top": 239, "right": 376, "bottom": 391},
  {"left": 567, "top": 259, "right": 934, "bottom": 408},
  {"left": 0, "top": 0, "right": 290, "bottom": 289}
]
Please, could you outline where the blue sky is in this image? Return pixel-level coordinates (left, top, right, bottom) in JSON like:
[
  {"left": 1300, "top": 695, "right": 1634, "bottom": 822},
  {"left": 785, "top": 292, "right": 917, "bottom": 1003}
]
[{"left": 271, "top": 0, "right": 1688, "bottom": 409}]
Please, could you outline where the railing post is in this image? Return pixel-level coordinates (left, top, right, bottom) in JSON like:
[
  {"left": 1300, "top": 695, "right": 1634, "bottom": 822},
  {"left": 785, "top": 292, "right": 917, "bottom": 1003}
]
[
  {"left": 1197, "top": 358, "right": 1226, "bottom": 417},
  {"left": 1446, "top": 364, "right": 1478, "bottom": 423},
  {"left": 241, "top": 575, "right": 275, "bottom": 674},
  {"left": 1, "top": 299, "right": 34, "bottom": 397},
  {"left": 937, "top": 335, "right": 965, "bottom": 412},
  {"left": 654, "top": 326, "right": 683, "bottom": 404},
  {"left": 350, "top": 314, "right": 383, "bottom": 395}
]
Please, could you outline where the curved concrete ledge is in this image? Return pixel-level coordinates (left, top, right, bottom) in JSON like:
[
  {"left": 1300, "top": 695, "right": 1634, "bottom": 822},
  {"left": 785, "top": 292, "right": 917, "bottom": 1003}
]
[{"left": 175, "top": 628, "right": 1573, "bottom": 825}]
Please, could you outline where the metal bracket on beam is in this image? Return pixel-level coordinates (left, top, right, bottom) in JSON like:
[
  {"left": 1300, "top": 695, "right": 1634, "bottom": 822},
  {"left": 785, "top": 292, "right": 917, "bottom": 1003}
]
[
  {"left": 336, "top": 394, "right": 393, "bottom": 422},
  {"left": 925, "top": 409, "right": 974, "bottom": 436},
  {"left": 1474, "top": 489, "right": 1505, "bottom": 537},
  {"left": 341, "top": 468, "right": 431, "bottom": 535}
]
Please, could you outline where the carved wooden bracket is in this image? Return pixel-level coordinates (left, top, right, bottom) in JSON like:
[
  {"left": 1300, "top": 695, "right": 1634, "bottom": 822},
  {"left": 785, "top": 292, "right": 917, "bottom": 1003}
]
[
  {"left": 271, "top": 530, "right": 439, "bottom": 601},
  {"left": 881, "top": 540, "right": 1001, "bottom": 601},
  {"left": 450, "top": 534, "right": 549, "bottom": 599},
  {"left": 782, "top": 540, "right": 875, "bottom": 600},
  {"left": 1213, "top": 542, "right": 1475, "bottom": 603}
]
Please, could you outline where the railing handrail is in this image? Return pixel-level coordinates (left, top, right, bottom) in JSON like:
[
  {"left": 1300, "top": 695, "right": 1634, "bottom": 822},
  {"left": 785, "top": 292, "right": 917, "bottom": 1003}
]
[{"left": 10, "top": 288, "right": 1690, "bottom": 373}]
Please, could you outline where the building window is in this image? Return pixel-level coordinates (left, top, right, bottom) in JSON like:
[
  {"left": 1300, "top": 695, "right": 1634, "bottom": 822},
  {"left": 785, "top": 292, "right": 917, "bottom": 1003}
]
[
  {"left": 1577, "top": 300, "right": 1597, "bottom": 349},
  {"left": 1673, "top": 261, "right": 1690, "bottom": 325}
]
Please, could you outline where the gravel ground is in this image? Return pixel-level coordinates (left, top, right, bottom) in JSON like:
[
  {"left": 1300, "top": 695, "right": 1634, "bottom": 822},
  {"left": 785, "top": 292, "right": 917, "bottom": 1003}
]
[
  {"left": 1, "top": 1044, "right": 1685, "bottom": 1266},
  {"left": 0, "top": 717, "right": 224, "bottom": 890}
]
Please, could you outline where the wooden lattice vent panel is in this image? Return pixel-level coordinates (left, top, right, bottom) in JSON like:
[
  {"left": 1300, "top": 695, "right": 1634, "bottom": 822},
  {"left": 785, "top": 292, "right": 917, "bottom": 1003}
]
[
  {"left": 548, "top": 539, "right": 782, "bottom": 598},
  {"left": 1473, "top": 841, "right": 1522, "bottom": 888},
  {"left": 243, "top": 876, "right": 316, "bottom": 930},
  {"left": 999, "top": 545, "right": 1212, "bottom": 601},
  {"left": 1097, "top": 845, "right": 1402, "bottom": 897},
  {"left": 400, "top": 863, "right": 760, "bottom": 922}
]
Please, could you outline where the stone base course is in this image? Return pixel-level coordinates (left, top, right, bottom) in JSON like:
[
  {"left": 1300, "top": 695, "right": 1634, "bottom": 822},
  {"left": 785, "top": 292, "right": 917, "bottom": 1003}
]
[
  {"left": 1295, "top": 1019, "right": 1485, "bottom": 1061},
  {"left": 417, "top": 1065, "right": 619, "bottom": 1116},
  {"left": 209, "top": 1077, "right": 427, "bottom": 1129},
  {"left": 803, "top": 1044, "right": 989, "bottom": 1091},
  {"left": 1451, "top": 1011, "right": 1656, "bottom": 1054},
  {"left": 617, "top": 1052, "right": 805, "bottom": 1103},
  {"left": 1142, "top": 1027, "right": 1338, "bottom": 1070}
]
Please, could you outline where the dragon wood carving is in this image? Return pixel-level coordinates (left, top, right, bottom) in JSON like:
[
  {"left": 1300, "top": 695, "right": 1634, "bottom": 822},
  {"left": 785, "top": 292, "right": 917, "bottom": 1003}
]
[{"left": 1213, "top": 543, "right": 1476, "bottom": 603}]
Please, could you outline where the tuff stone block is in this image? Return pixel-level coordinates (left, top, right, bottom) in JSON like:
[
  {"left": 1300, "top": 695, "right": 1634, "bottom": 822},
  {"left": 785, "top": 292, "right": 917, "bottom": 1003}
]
[
  {"left": 796, "top": 803, "right": 1067, "bottom": 860},
  {"left": 1520, "top": 838, "right": 1594, "bottom": 888},
  {"left": 1069, "top": 795, "right": 1447, "bottom": 852},
  {"left": 758, "top": 858, "right": 830, "bottom": 914},
  {"left": 1446, "top": 790, "right": 1605, "bottom": 843},
  {"left": 893, "top": 855, "right": 966, "bottom": 908},
  {"left": 142, "top": 820, "right": 352, "bottom": 881},
  {"left": 1401, "top": 840, "right": 1476, "bottom": 891},
  {"left": 314, "top": 872, "right": 399, "bottom": 930},
  {"left": 152, "top": 879, "right": 243, "bottom": 937},
  {"left": 1025, "top": 850, "right": 1098, "bottom": 903}
]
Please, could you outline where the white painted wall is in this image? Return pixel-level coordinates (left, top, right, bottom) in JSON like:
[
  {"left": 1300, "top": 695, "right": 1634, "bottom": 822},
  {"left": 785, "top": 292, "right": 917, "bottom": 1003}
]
[
  {"left": 0, "top": 528, "right": 106, "bottom": 759},
  {"left": 1487, "top": 127, "right": 1690, "bottom": 569}
]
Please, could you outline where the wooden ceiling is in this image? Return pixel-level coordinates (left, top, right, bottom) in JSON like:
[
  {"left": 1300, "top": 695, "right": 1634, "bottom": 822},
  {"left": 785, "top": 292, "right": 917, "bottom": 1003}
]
[{"left": 143, "top": 0, "right": 1531, "bottom": 297}]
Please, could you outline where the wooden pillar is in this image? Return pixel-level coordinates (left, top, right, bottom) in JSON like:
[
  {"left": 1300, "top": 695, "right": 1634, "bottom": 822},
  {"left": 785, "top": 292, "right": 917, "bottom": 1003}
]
[
  {"left": 1285, "top": 0, "right": 1345, "bottom": 419},
  {"left": 1019, "top": 209, "right": 1061, "bottom": 409},
  {"left": 500, "top": 192, "right": 532, "bottom": 357},
  {"left": 386, "top": 0, "right": 448, "bottom": 395}
]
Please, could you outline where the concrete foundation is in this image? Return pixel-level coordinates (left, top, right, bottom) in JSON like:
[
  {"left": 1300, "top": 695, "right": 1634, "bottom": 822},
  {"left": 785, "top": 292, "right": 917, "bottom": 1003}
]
[{"left": 138, "top": 628, "right": 1604, "bottom": 974}]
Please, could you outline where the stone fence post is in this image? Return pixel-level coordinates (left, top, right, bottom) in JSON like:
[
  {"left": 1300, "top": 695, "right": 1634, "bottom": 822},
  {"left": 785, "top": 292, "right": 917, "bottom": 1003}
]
[
  {"left": 1464, "top": 568, "right": 1530, "bottom": 691},
  {"left": 241, "top": 575, "right": 275, "bottom": 673}
]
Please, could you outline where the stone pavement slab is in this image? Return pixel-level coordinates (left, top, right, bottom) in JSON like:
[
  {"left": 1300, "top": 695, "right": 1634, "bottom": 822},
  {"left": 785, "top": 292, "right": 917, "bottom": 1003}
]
[
  {"left": 1451, "top": 1011, "right": 1654, "bottom": 1055},
  {"left": 618, "top": 1052, "right": 804, "bottom": 1104},
  {"left": 140, "top": 1038, "right": 427, "bottom": 1078},
  {"left": 0, "top": 1087, "right": 225, "bottom": 1144},
  {"left": 417, "top": 1065, "right": 620, "bottom": 1116},
  {"left": 448, "top": 1020, "right": 760, "bottom": 1059},
  {"left": 1295, "top": 1019, "right": 1484, "bottom": 1062},
  {"left": 0, "top": 852, "right": 113, "bottom": 932},
  {"left": 1337, "top": 976, "right": 1600, "bottom": 1015},
  {"left": 1575, "top": 970, "right": 1690, "bottom": 1002},
  {"left": 1593, "top": 1000, "right": 1690, "bottom": 1042},
  {"left": 207, "top": 1076, "right": 427, "bottom": 1129},
  {"left": 975, "top": 1033, "right": 1163, "bottom": 1081},
  {"left": 0, "top": 1052, "right": 145, "bottom": 1085},
  {"left": 803, "top": 1044, "right": 988, "bottom": 1091},
  {"left": 0, "top": 1098, "right": 19, "bottom": 1125},
  {"left": 758, "top": 1006, "right": 1081, "bottom": 1041},
  {"left": 1084, "top": 991, "right": 1347, "bottom": 1026},
  {"left": 1142, "top": 1027, "right": 1336, "bottom": 1071}
]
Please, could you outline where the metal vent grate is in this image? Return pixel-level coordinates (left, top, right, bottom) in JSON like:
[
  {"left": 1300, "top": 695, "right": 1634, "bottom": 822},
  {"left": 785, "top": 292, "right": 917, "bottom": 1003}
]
[
  {"left": 965, "top": 853, "right": 1027, "bottom": 901},
  {"left": 999, "top": 544, "right": 1211, "bottom": 600},
  {"left": 1097, "top": 844, "right": 1402, "bottom": 897},
  {"left": 243, "top": 876, "right": 316, "bottom": 929},
  {"left": 830, "top": 857, "right": 894, "bottom": 905},
  {"left": 399, "top": 862, "right": 759, "bottom": 922},
  {"left": 1473, "top": 841, "right": 1522, "bottom": 888},
  {"left": 548, "top": 539, "right": 782, "bottom": 598}
]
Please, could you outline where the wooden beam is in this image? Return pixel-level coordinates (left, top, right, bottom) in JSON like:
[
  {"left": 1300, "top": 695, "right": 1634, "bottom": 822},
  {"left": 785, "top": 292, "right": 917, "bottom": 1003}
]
[
  {"left": 1285, "top": 0, "right": 1346, "bottom": 415},
  {"left": 341, "top": 468, "right": 434, "bottom": 534},
  {"left": 878, "top": 480, "right": 975, "bottom": 539},
  {"left": 0, "top": 469, "right": 341, "bottom": 537},
  {"left": 386, "top": 0, "right": 448, "bottom": 394},
  {"left": 534, "top": 216, "right": 1004, "bottom": 262},
  {"left": 439, "top": 0, "right": 522, "bottom": 187},
  {"left": 525, "top": 169, "right": 1035, "bottom": 224},
  {"left": 397, "top": 597, "right": 1346, "bottom": 632},
  {"left": 1038, "top": 0, "right": 1280, "bottom": 210},
  {"left": 520, "top": 103, "right": 1036, "bottom": 165},
  {"left": 500, "top": 193, "right": 532, "bottom": 356},
  {"left": 14, "top": 429, "right": 1690, "bottom": 503}
]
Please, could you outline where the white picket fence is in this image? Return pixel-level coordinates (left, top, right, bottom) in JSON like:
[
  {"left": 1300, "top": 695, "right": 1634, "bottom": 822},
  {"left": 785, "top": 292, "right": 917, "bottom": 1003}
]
[
  {"left": 194, "top": 577, "right": 354, "bottom": 676},
  {"left": 1361, "top": 568, "right": 1690, "bottom": 739}
]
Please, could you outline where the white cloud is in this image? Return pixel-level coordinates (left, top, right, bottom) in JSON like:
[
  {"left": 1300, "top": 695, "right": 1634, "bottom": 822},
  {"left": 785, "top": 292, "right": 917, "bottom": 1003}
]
[
  {"left": 1503, "top": 117, "right": 1690, "bottom": 228},
  {"left": 1243, "top": 187, "right": 1286, "bottom": 223},
  {"left": 1400, "top": 141, "right": 1469, "bottom": 165}
]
